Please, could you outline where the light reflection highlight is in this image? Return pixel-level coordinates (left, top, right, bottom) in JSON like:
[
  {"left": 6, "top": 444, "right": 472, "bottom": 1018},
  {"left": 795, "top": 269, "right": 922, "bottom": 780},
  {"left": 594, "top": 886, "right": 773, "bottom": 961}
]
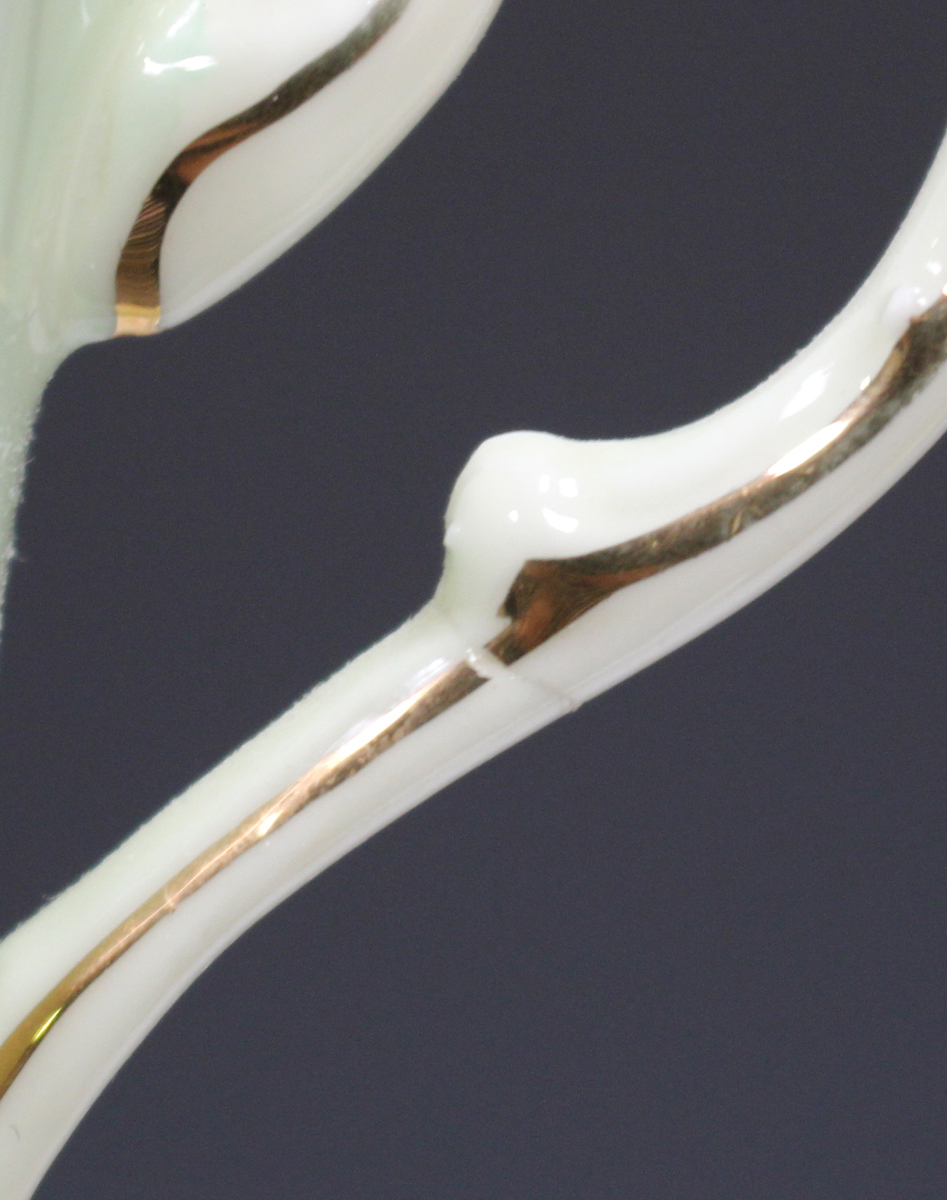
[
  {"left": 767, "top": 420, "right": 846, "bottom": 478},
  {"left": 782, "top": 367, "right": 829, "bottom": 419},
  {"left": 143, "top": 54, "right": 217, "bottom": 76},
  {"left": 542, "top": 507, "right": 579, "bottom": 534}
]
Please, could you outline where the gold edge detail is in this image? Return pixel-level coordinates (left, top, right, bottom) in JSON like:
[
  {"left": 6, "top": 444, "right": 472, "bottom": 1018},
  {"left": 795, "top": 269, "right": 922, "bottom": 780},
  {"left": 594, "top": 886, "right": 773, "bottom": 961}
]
[
  {"left": 0, "top": 660, "right": 484, "bottom": 1102},
  {"left": 4, "top": 301, "right": 946, "bottom": 1104},
  {"left": 490, "top": 296, "right": 947, "bottom": 663},
  {"left": 113, "top": 0, "right": 409, "bottom": 335}
]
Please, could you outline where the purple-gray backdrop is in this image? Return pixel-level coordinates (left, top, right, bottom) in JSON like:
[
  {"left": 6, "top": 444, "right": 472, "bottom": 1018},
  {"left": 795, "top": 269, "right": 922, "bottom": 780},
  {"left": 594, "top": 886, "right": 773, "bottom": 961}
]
[{"left": 3, "top": 1, "right": 947, "bottom": 1196}]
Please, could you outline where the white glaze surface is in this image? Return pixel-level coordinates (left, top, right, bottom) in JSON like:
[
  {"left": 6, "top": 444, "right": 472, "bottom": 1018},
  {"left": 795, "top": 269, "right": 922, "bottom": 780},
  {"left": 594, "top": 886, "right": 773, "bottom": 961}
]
[
  {"left": 4, "top": 3, "right": 947, "bottom": 1197},
  {"left": 161, "top": 0, "right": 504, "bottom": 326},
  {"left": 0, "top": 605, "right": 570, "bottom": 1199},
  {"left": 437, "top": 135, "right": 947, "bottom": 646},
  {"left": 0, "top": 0, "right": 500, "bottom": 616}
]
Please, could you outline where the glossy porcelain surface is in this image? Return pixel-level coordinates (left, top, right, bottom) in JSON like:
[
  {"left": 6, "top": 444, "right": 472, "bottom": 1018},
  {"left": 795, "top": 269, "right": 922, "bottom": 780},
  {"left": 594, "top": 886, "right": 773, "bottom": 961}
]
[
  {"left": 0, "top": 0, "right": 500, "bottom": 613},
  {"left": 3, "top": 3, "right": 947, "bottom": 1198}
]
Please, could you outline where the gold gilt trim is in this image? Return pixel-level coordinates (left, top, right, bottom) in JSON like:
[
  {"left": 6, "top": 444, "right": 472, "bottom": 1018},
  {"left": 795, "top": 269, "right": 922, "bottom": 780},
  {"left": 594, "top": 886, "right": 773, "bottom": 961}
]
[
  {"left": 115, "top": 0, "right": 409, "bottom": 336},
  {"left": 489, "top": 296, "right": 947, "bottom": 663},
  {"left": 0, "top": 661, "right": 485, "bottom": 1102},
  {"left": 3, "top": 298, "right": 947, "bottom": 1106}
]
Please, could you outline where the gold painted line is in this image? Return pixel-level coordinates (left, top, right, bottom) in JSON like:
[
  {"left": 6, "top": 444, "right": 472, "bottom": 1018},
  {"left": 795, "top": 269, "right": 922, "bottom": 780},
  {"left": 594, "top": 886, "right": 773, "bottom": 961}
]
[
  {"left": 0, "top": 659, "right": 485, "bottom": 1103},
  {"left": 5, "top": 298, "right": 947, "bottom": 1107},
  {"left": 114, "top": 0, "right": 409, "bottom": 335},
  {"left": 490, "top": 296, "right": 947, "bottom": 663}
]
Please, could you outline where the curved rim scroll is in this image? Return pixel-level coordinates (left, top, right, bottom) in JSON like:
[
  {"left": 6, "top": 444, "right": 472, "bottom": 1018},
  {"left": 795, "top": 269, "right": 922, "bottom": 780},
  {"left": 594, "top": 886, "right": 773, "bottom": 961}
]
[
  {"left": 3, "top": 294, "right": 947, "bottom": 1104},
  {"left": 488, "top": 296, "right": 947, "bottom": 663},
  {"left": 114, "top": 0, "right": 409, "bottom": 336}
]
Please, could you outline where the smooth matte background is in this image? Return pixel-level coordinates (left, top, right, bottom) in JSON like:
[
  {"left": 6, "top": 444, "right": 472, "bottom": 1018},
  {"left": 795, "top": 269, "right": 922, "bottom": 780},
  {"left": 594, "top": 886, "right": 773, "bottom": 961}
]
[{"left": 3, "top": 1, "right": 947, "bottom": 1196}]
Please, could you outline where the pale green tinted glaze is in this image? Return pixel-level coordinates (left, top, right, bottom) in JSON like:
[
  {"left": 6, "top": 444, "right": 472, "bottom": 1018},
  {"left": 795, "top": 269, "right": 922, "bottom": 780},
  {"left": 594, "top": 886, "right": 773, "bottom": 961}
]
[
  {"left": 1, "top": 0, "right": 217, "bottom": 339},
  {"left": 0, "top": 0, "right": 222, "bottom": 618},
  {"left": 0, "top": 0, "right": 503, "bottom": 625}
]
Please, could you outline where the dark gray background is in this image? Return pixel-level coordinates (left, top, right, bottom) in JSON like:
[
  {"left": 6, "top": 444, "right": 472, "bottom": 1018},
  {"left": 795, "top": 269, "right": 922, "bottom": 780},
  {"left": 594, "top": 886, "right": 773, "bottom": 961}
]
[{"left": 3, "top": 0, "right": 947, "bottom": 1195}]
